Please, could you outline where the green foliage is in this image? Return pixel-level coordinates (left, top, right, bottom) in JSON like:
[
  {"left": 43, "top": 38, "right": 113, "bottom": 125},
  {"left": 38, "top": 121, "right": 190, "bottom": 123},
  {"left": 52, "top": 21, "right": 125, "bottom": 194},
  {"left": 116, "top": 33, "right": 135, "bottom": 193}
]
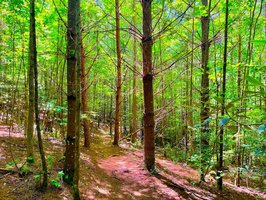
[
  {"left": 251, "top": 39, "right": 266, "bottom": 44},
  {"left": 50, "top": 179, "right": 61, "bottom": 187},
  {"left": 47, "top": 155, "right": 55, "bottom": 163},
  {"left": 58, "top": 170, "right": 64, "bottom": 178},
  {"left": 34, "top": 174, "right": 41, "bottom": 181},
  {"left": 246, "top": 76, "right": 264, "bottom": 87},
  {"left": 50, "top": 171, "right": 64, "bottom": 188},
  {"left": 26, "top": 156, "right": 34, "bottom": 164},
  {"left": 215, "top": 171, "right": 225, "bottom": 180},
  {"left": 133, "top": 140, "right": 141, "bottom": 147},
  {"left": 20, "top": 165, "right": 32, "bottom": 174},
  {"left": 6, "top": 160, "right": 32, "bottom": 175},
  {"left": 150, "top": 168, "right": 159, "bottom": 175},
  {"left": 47, "top": 155, "right": 55, "bottom": 169},
  {"left": 163, "top": 144, "right": 183, "bottom": 163},
  {"left": 5, "top": 160, "right": 17, "bottom": 169},
  {"left": 188, "top": 154, "right": 201, "bottom": 169},
  {"left": 0, "top": 0, "right": 265, "bottom": 193}
]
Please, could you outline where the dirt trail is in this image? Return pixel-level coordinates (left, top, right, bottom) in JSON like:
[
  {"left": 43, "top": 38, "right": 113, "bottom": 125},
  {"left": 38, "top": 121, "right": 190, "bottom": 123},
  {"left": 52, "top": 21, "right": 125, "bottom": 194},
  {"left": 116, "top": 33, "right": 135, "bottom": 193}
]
[
  {"left": 0, "top": 125, "right": 265, "bottom": 200},
  {"left": 79, "top": 127, "right": 266, "bottom": 200}
]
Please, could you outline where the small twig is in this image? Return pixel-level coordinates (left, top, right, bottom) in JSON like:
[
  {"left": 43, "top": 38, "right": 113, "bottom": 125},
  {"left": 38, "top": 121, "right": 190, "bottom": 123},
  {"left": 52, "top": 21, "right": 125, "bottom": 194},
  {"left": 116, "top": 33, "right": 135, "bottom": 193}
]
[
  {"left": 119, "top": 128, "right": 143, "bottom": 141},
  {"left": 0, "top": 172, "right": 12, "bottom": 179},
  {"left": 7, "top": 127, "right": 27, "bottom": 176},
  {"left": 111, "top": 170, "right": 121, "bottom": 180},
  {"left": 8, "top": 127, "right": 20, "bottom": 173}
]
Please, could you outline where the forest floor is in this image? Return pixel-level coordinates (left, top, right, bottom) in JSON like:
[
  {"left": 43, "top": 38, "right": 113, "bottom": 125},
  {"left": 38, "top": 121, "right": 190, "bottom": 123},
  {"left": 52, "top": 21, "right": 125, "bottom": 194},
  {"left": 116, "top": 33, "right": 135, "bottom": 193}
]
[{"left": 0, "top": 124, "right": 265, "bottom": 200}]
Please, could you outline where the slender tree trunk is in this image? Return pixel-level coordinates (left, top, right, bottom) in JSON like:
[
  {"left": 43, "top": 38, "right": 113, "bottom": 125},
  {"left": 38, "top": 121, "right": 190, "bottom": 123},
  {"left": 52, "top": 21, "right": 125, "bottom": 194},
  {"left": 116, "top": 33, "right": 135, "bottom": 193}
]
[
  {"left": 73, "top": 0, "right": 81, "bottom": 197},
  {"left": 217, "top": 0, "right": 229, "bottom": 191},
  {"left": 64, "top": 0, "right": 78, "bottom": 185},
  {"left": 142, "top": 0, "right": 155, "bottom": 172},
  {"left": 26, "top": 8, "right": 35, "bottom": 162},
  {"left": 189, "top": 2, "right": 195, "bottom": 156},
  {"left": 236, "top": 34, "right": 242, "bottom": 187},
  {"left": 159, "top": 38, "right": 165, "bottom": 147},
  {"left": 113, "top": 0, "right": 121, "bottom": 145},
  {"left": 123, "top": 88, "right": 127, "bottom": 134},
  {"left": 30, "top": 0, "right": 48, "bottom": 188},
  {"left": 109, "top": 95, "right": 113, "bottom": 135},
  {"left": 81, "top": 34, "right": 90, "bottom": 148},
  {"left": 213, "top": 36, "right": 219, "bottom": 180},
  {"left": 185, "top": 59, "right": 189, "bottom": 160},
  {"left": 200, "top": 0, "right": 211, "bottom": 181},
  {"left": 262, "top": 1, "right": 266, "bottom": 108},
  {"left": 131, "top": 0, "right": 137, "bottom": 143}
]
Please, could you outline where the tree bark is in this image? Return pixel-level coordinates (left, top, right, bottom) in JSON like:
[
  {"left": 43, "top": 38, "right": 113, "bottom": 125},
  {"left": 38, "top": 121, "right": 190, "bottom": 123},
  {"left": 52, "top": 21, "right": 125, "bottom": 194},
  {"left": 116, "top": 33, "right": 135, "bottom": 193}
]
[
  {"left": 131, "top": 0, "right": 137, "bottom": 143},
  {"left": 217, "top": 0, "right": 229, "bottom": 191},
  {"left": 81, "top": 34, "right": 90, "bottom": 148},
  {"left": 30, "top": 0, "right": 48, "bottom": 188},
  {"left": 189, "top": 2, "right": 195, "bottom": 156},
  {"left": 200, "top": 0, "right": 211, "bottom": 181},
  {"left": 27, "top": 5, "right": 35, "bottom": 162},
  {"left": 236, "top": 34, "right": 242, "bottom": 187},
  {"left": 73, "top": 0, "right": 81, "bottom": 196},
  {"left": 113, "top": 0, "right": 121, "bottom": 145},
  {"left": 64, "top": 0, "right": 78, "bottom": 185},
  {"left": 142, "top": 0, "right": 155, "bottom": 172}
]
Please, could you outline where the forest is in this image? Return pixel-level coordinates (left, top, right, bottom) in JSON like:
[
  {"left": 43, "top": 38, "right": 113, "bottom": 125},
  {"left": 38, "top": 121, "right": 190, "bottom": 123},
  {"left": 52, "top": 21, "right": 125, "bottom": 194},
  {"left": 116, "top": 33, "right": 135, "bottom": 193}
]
[{"left": 0, "top": 0, "right": 265, "bottom": 199}]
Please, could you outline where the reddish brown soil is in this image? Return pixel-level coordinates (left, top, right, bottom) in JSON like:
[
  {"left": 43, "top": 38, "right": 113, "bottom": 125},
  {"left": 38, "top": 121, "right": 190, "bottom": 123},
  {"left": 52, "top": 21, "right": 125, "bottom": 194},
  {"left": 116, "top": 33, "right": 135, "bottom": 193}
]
[{"left": 0, "top": 125, "right": 265, "bottom": 200}]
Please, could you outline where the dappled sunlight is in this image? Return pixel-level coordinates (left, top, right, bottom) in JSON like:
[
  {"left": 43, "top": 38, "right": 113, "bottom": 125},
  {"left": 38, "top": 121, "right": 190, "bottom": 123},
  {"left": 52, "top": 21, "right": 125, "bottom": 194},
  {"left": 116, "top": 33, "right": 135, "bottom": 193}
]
[
  {"left": 0, "top": 126, "right": 24, "bottom": 138},
  {"left": 0, "top": 126, "right": 265, "bottom": 200},
  {"left": 157, "top": 159, "right": 199, "bottom": 181},
  {"left": 99, "top": 150, "right": 215, "bottom": 200},
  {"left": 225, "top": 182, "right": 266, "bottom": 199}
]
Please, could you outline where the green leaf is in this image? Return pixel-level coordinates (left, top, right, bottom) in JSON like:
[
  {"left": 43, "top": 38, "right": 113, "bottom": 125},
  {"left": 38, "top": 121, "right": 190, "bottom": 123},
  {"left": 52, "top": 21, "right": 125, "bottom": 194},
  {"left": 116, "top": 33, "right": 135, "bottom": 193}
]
[
  {"left": 213, "top": 96, "right": 223, "bottom": 104},
  {"left": 21, "top": 165, "right": 31, "bottom": 173},
  {"left": 51, "top": 179, "right": 61, "bottom": 187},
  {"left": 241, "top": 144, "right": 250, "bottom": 148},
  {"left": 34, "top": 174, "right": 41, "bottom": 180},
  {"left": 246, "top": 76, "right": 264, "bottom": 87},
  {"left": 58, "top": 171, "right": 64, "bottom": 178},
  {"left": 47, "top": 155, "right": 55, "bottom": 163},
  {"left": 55, "top": 106, "right": 66, "bottom": 112},
  {"left": 251, "top": 39, "right": 266, "bottom": 44}
]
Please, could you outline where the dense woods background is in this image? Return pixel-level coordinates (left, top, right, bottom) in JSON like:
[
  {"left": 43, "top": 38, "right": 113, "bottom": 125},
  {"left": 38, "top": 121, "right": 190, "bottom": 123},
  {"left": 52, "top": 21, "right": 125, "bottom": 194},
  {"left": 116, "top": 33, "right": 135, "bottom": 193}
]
[{"left": 0, "top": 0, "right": 265, "bottom": 199}]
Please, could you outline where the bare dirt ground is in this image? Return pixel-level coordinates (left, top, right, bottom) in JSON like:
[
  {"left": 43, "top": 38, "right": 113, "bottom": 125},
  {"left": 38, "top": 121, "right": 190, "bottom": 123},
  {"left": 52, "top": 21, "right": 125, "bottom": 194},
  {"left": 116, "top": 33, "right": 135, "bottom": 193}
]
[{"left": 0, "top": 125, "right": 265, "bottom": 200}]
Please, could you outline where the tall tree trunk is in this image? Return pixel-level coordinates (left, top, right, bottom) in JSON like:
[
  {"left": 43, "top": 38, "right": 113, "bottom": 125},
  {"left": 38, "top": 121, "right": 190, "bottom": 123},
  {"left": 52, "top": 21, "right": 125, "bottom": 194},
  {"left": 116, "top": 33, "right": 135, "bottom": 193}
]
[
  {"left": 236, "top": 34, "right": 242, "bottom": 187},
  {"left": 109, "top": 95, "right": 113, "bottom": 135},
  {"left": 217, "top": 0, "right": 229, "bottom": 191},
  {"left": 64, "top": 0, "right": 78, "bottom": 185},
  {"left": 131, "top": 0, "right": 137, "bottom": 143},
  {"left": 81, "top": 34, "right": 90, "bottom": 148},
  {"left": 142, "top": 0, "right": 155, "bottom": 172},
  {"left": 185, "top": 59, "right": 189, "bottom": 160},
  {"left": 200, "top": 0, "right": 211, "bottom": 181},
  {"left": 189, "top": 1, "right": 195, "bottom": 156},
  {"left": 27, "top": 5, "right": 35, "bottom": 162},
  {"left": 113, "top": 0, "right": 121, "bottom": 145},
  {"left": 30, "top": 0, "right": 48, "bottom": 188},
  {"left": 123, "top": 88, "right": 127, "bottom": 134},
  {"left": 73, "top": 0, "right": 81, "bottom": 196},
  {"left": 256, "top": 1, "right": 266, "bottom": 187},
  {"left": 159, "top": 37, "right": 165, "bottom": 147}
]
